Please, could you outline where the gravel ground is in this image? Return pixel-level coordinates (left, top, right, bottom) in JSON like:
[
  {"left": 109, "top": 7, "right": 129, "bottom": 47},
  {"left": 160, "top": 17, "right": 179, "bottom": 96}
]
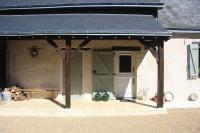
[{"left": 0, "top": 108, "right": 199, "bottom": 133}]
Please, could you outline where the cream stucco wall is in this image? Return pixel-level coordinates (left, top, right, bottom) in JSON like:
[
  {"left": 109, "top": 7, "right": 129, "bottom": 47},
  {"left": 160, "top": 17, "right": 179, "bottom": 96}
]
[
  {"left": 164, "top": 38, "right": 200, "bottom": 101},
  {"left": 82, "top": 50, "right": 93, "bottom": 100},
  {"left": 7, "top": 40, "right": 64, "bottom": 90},
  {"left": 136, "top": 50, "right": 158, "bottom": 99},
  {"left": 136, "top": 38, "right": 200, "bottom": 101}
]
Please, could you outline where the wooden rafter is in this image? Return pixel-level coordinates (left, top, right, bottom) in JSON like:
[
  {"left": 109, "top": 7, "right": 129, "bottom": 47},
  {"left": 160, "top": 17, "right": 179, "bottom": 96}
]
[
  {"left": 139, "top": 40, "right": 159, "bottom": 62},
  {"left": 46, "top": 39, "right": 58, "bottom": 48},
  {"left": 73, "top": 39, "right": 91, "bottom": 55},
  {"left": 148, "top": 47, "right": 158, "bottom": 62}
]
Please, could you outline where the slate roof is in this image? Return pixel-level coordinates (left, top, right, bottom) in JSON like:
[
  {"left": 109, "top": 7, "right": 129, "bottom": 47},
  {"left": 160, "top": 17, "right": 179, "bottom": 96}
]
[
  {"left": 1, "top": 0, "right": 199, "bottom": 30},
  {"left": 0, "top": 14, "right": 170, "bottom": 37},
  {"left": 0, "top": 0, "right": 163, "bottom": 10},
  {"left": 159, "top": 0, "right": 200, "bottom": 30}
]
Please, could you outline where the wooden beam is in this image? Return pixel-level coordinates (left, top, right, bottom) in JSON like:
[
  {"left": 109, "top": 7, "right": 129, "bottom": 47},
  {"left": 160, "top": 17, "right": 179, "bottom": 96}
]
[
  {"left": 148, "top": 47, "right": 158, "bottom": 62},
  {"left": 46, "top": 39, "right": 58, "bottom": 48},
  {"left": 157, "top": 41, "right": 164, "bottom": 108},
  {"left": 139, "top": 40, "right": 158, "bottom": 62},
  {"left": 46, "top": 39, "right": 67, "bottom": 60},
  {"left": 65, "top": 39, "right": 71, "bottom": 108},
  {"left": 73, "top": 39, "right": 91, "bottom": 54},
  {"left": 78, "top": 39, "right": 91, "bottom": 48},
  {"left": 112, "top": 46, "right": 141, "bottom": 51}
]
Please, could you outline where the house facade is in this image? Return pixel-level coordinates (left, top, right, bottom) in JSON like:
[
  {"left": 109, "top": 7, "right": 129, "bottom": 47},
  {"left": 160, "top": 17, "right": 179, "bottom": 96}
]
[
  {"left": 159, "top": 0, "right": 200, "bottom": 102},
  {"left": 0, "top": 0, "right": 199, "bottom": 108}
]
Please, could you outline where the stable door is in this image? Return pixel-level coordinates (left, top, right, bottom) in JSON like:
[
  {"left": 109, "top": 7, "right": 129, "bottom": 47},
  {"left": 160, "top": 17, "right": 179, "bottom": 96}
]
[{"left": 116, "top": 54, "right": 134, "bottom": 98}]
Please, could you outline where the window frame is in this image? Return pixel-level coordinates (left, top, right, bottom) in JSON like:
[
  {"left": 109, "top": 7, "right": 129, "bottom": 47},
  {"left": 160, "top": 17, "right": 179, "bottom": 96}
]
[{"left": 119, "top": 54, "right": 132, "bottom": 74}]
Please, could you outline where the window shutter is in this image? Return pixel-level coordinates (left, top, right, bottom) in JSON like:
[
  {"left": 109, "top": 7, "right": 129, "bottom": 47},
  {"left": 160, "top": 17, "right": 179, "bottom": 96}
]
[{"left": 187, "top": 44, "right": 199, "bottom": 79}]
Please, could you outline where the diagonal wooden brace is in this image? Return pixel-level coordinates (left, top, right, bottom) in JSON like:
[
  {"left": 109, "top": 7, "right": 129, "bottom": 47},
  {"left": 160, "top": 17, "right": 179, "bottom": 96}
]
[
  {"left": 148, "top": 47, "right": 158, "bottom": 62},
  {"left": 72, "top": 39, "right": 91, "bottom": 57}
]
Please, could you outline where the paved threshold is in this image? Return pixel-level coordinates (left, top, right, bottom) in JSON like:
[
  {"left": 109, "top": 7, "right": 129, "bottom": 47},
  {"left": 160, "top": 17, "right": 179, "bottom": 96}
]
[
  {"left": 0, "top": 99, "right": 168, "bottom": 117},
  {"left": 0, "top": 108, "right": 167, "bottom": 117}
]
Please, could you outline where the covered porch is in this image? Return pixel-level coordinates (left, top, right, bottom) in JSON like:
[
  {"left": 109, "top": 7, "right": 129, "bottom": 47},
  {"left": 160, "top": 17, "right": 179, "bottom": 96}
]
[{"left": 0, "top": 14, "right": 170, "bottom": 108}]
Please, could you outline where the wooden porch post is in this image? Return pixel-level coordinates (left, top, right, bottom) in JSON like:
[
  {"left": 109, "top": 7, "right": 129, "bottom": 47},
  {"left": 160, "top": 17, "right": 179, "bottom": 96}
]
[
  {"left": 157, "top": 41, "right": 164, "bottom": 108},
  {"left": 65, "top": 40, "right": 71, "bottom": 108}
]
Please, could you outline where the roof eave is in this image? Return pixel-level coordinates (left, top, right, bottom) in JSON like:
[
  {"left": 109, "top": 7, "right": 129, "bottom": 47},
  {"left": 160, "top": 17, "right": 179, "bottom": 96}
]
[
  {"left": 0, "top": 4, "right": 164, "bottom": 11},
  {"left": 0, "top": 33, "right": 171, "bottom": 42},
  {"left": 0, "top": 32, "right": 171, "bottom": 37},
  {"left": 167, "top": 28, "right": 200, "bottom": 34}
]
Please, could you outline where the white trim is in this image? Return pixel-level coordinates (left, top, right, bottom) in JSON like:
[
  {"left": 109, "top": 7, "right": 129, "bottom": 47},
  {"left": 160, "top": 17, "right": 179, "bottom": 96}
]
[
  {"left": 0, "top": 33, "right": 171, "bottom": 37},
  {"left": 0, "top": 5, "right": 164, "bottom": 11},
  {"left": 167, "top": 30, "right": 200, "bottom": 34}
]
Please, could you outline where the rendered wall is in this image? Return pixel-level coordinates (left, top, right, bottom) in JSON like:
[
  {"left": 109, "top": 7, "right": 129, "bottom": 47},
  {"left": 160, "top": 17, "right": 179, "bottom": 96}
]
[
  {"left": 136, "top": 50, "right": 157, "bottom": 100},
  {"left": 137, "top": 37, "right": 200, "bottom": 101},
  {"left": 7, "top": 40, "right": 63, "bottom": 90},
  {"left": 164, "top": 38, "right": 200, "bottom": 101}
]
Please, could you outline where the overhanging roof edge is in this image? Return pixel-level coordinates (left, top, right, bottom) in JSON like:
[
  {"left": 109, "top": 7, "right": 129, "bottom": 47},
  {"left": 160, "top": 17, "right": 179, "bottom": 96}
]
[
  {"left": 0, "top": 13, "right": 170, "bottom": 39},
  {"left": 0, "top": 3, "right": 164, "bottom": 11},
  {"left": 0, "top": 33, "right": 171, "bottom": 37}
]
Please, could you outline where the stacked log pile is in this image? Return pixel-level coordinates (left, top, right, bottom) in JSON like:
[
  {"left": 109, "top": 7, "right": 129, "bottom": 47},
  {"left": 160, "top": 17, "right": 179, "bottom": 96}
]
[{"left": 4, "top": 86, "right": 29, "bottom": 101}]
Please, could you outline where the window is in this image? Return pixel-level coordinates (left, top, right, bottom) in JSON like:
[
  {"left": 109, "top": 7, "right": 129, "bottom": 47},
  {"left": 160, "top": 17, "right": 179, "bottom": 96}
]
[
  {"left": 187, "top": 43, "right": 199, "bottom": 79},
  {"left": 119, "top": 55, "right": 131, "bottom": 73}
]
